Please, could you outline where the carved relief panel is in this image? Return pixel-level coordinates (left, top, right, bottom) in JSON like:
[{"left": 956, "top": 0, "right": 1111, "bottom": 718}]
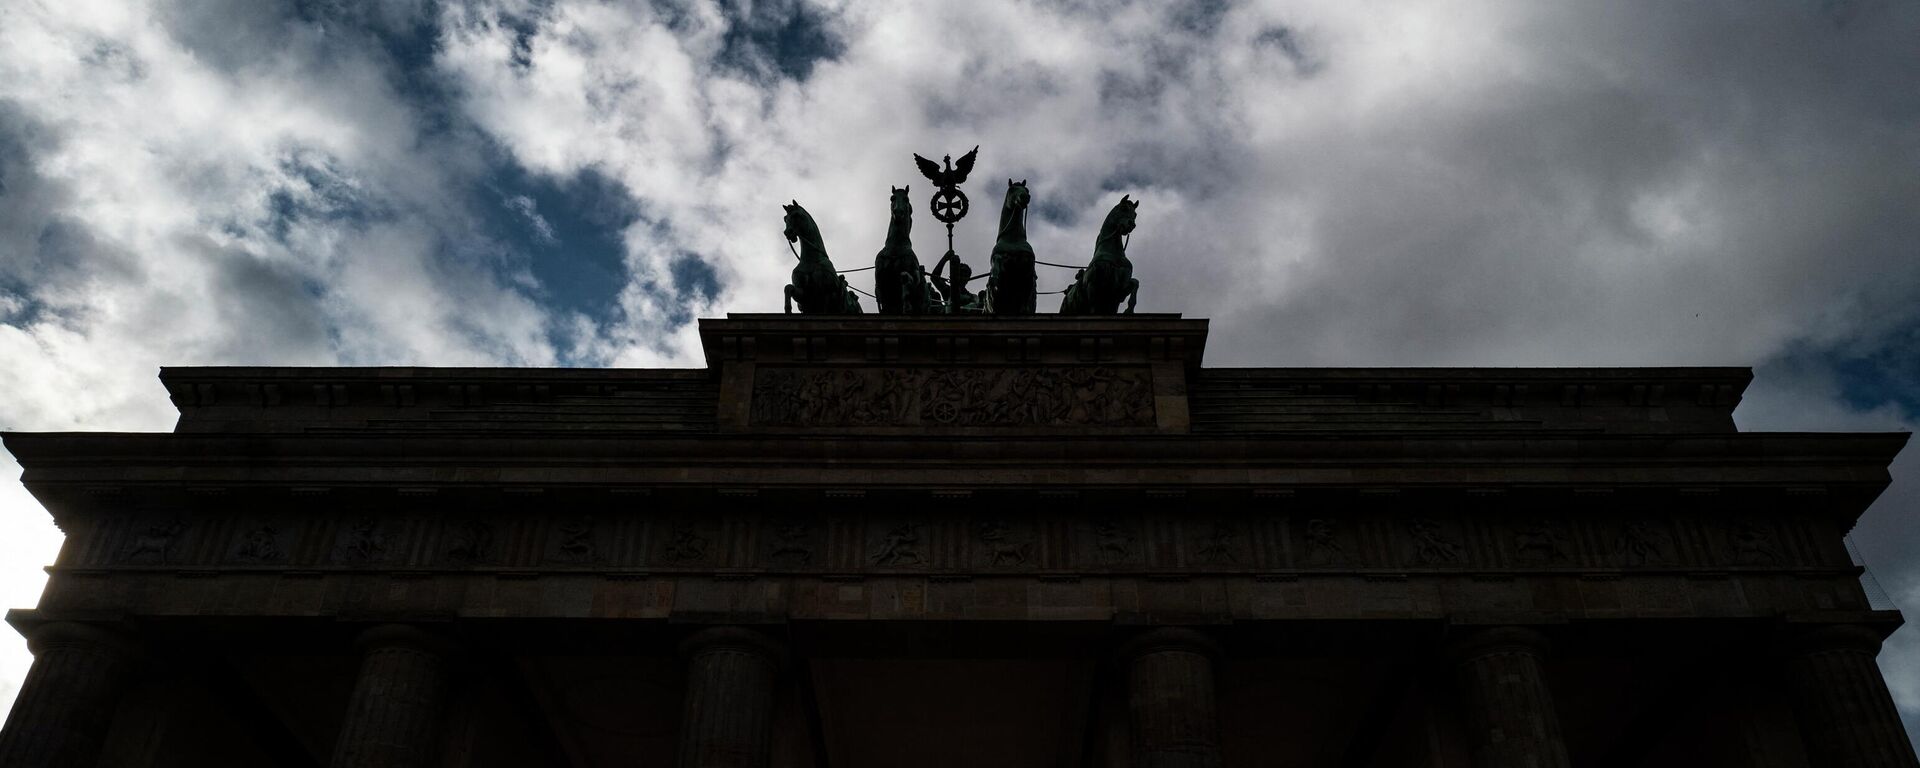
[
  {"left": 69, "top": 495, "right": 1851, "bottom": 577},
  {"left": 763, "top": 517, "right": 821, "bottom": 568},
  {"left": 230, "top": 518, "right": 291, "bottom": 564},
  {"left": 750, "top": 366, "right": 1156, "bottom": 428}
]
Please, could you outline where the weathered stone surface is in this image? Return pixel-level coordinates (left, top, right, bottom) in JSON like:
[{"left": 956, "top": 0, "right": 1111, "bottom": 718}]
[
  {"left": 680, "top": 627, "right": 782, "bottom": 768},
  {"left": 0, "top": 622, "right": 138, "bottom": 768},
  {"left": 330, "top": 625, "right": 453, "bottom": 768},
  {"left": 1448, "top": 626, "right": 1572, "bottom": 768},
  {"left": 1783, "top": 625, "right": 1920, "bottom": 768},
  {"left": 1122, "top": 628, "right": 1222, "bottom": 768},
  {"left": 0, "top": 316, "right": 1911, "bottom": 766}
]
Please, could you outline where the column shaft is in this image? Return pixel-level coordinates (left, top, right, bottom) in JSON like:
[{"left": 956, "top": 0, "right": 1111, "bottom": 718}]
[
  {"left": 1123, "top": 628, "right": 1222, "bottom": 768},
  {"left": 1784, "top": 625, "right": 1919, "bottom": 768},
  {"left": 330, "top": 625, "right": 452, "bottom": 768},
  {"left": 678, "top": 627, "right": 781, "bottom": 768},
  {"left": 0, "top": 623, "right": 137, "bottom": 768},
  {"left": 1450, "top": 626, "right": 1572, "bottom": 768}
]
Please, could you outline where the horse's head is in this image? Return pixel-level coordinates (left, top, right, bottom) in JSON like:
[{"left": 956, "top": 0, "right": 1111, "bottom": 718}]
[
  {"left": 889, "top": 186, "right": 912, "bottom": 220},
  {"left": 1101, "top": 194, "right": 1139, "bottom": 239},
  {"left": 783, "top": 200, "right": 816, "bottom": 244},
  {"left": 1003, "top": 179, "right": 1030, "bottom": 212}
]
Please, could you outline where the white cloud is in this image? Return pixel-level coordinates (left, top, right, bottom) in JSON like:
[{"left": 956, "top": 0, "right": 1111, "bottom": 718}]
[{"left": 2, "top": 0, "right": 1919, "bottom": 747}]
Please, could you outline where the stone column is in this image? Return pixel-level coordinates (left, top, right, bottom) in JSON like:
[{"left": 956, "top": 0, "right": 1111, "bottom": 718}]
[
  {"left": 0, "top": 622, "right": 139, "bottom": 768},
  {"left": 330, "top": 624, "right": 454, "bottom": 768},
  {"left": 1121, "top": 628, "right": 1222, "bottom": 768},
  {"left": 1782, "top": 624, "right": 1920, "bottom": 768},
  {"left": 678, "top": 627, "right": 783, "bottom": 768},
  {"left": 1448, "top": 626, "right": 1572, "bottom": 768}
]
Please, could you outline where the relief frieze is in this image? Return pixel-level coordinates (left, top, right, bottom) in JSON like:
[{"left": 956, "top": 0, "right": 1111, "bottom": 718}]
[
  {"left": 233, "top": 522, "right": 286, "bottom": 563},
  {"left": 76, "top": 505, "right": 1838, "bottom": 576},
  {"left": 750, "top": 366, "right": 1155, "bottom": 428},
  {"left": 444, "top": 517, "right": 496, "bottom": 564},
  {"left": 1513, "top": 520, "right": 1570, "bottom": 565},
  {"left": 1405, "top": 518, "right": 1464, "bottom": 566},
  {"left": 1615, "top": 520, "right": 1670, "bottom": 567},
  {"left": 870, "top": 522, "right": 926, "bottom": 567},
  {"left": 1728, "top": 520, "right": 1780, "bottom": 565},
  {"left": 119, "top": 518, "right": 187, "bottom": 564},
  {"left": 661, "top": 525, "right": 713, "bottom": 565},
  {"left": 766, "top": 521, "right": 817, "bottom": 566},
  {"left": 1193, "top": 521, "right": 1241, "bottom": 565},
  {"left": 332, "top": 517, "right": 388, "bottom": 564},
  {"left": 976, "top": 520, "right": 1035, "bottom": 567},
  {"left": 1301, "top": 518, "right": 1347, "bottom": 566},
  {"left": 547, "top": 516, "right": 599, "bottom": 564},
  {"left": 1088, "top": 519, "right": 1137, "bottom": 565}
]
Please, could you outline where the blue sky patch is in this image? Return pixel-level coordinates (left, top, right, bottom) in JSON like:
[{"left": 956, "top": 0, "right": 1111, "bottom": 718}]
[
  {"left": 478, "top": 162, "right": 637, "bottom": 340},
  {"left": 717, "top": 0, "right": 845, "bottom": 82},
  {"left": 1824, "top": 326, "right": 1920, "bottom": 417}
]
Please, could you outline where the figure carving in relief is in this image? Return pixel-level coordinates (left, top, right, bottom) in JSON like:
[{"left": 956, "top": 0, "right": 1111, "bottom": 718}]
[
  {"left": 1408, "top": 518, "right": 1463, "bottom": 565},
  {"left": 235, "top": 524, "right": 283, "bottom": 562},
  {"left": 978, "top": 520, "right": 1034, "bottom": 567},
  {"left": 1196, "top": 522, "right": 1238, "bottom": 564},
  {"left": 750, "top": 367, "right": 1154, "bottom": 428},
  {"left": 123, "top": 519, "right": 185, "bottom": 563},
  {"left": 340, "top": 517, "right": 385, "bottom": 562},
  {"left": 1729, "top": 521, "right": 1779, "bottom": 564},
  {"left": 1093, "top": 520, "right": 1134, "bottom": 563},
  {"left": 1514, "top": 521, "right": 1569, "bottom": 564},
  {"left": 1616, "top": 520, "right": 1667, "bottom": 566},
  {"left": 556, "top": 518, "right": 596, "bottom": 562},
  {"left": 664, "top": 528, "right": 710, "bottom": 564},
  {"left": 446, "top": 518, "right": 494, "bottom": 563},
  {"left": 1304, "top": 518, "right": 1345, "bottom": 566},
  {"left": 870, "top": 523, "right": 925, "bottom": 566},
  {"left": 770, "top": 523, "right": 813, "bottom": 565}
]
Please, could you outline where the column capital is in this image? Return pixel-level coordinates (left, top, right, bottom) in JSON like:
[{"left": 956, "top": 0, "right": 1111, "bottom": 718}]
[
  {"left": 679, "top": 626, "right": 784, "bottom": 664},
  {"left": 23, "top": 621, "right": 140, "bottom": 660},
  {"left": 1446, "top": 625, "right": 1552, "bottom": 664},
  {"left": 1780, "top": 623, "right": 1884, "bottom": 656},
  {"left": 1117, "top": 627, "right": 1222, "bottom": 661},
  {"left": 351, "top": 623, "right": 457, "bottom": 656}
]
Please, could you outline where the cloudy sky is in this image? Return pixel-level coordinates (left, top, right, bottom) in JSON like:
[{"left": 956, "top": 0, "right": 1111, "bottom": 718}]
[{"left": 3, "top": 0, "right": 1918, "bottom": 744}]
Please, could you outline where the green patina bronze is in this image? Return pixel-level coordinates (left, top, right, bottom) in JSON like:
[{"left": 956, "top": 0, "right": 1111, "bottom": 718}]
[
  {"left": 780, "top": 148, "right": 1146, "bottom": 315},
  {"left": 783, "top": 201, "right": 851, "bottom": 314},
  {"left": 983, "top": 180, "right": 1036, "bottom": 315},
  {"left": 873, "top": 186, "right": 930, "bottom": 315},
  {"left": 930, "top": 250, "right": 979, "bottom": 313},
  {"left": 1060, "top": 195, "right": 1141, "bottom": 315}
]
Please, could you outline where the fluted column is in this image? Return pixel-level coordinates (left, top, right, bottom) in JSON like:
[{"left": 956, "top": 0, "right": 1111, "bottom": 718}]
[
  {"left": 330, "top": 624, "right": 454, "bottom": 768},
  {"left": 0, "top": 622, "right": 139, "bottom": 768},
  {"left": 678, "top": 627, "right": 782, "bottom": 768},
  {"left": 1121, "top": 628, "right": 1222, "bottom": 768},
  {"left": 1782, "top": 624, "right": 1919, "bottom": 768},
  {"left": 1449, "top": 626, "right": 1572, "bottom": 768}
]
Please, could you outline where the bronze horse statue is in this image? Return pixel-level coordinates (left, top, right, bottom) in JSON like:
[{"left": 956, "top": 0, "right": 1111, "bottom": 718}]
[
  {"left": 1060, "top": 195, "right": 1140, "bottom": 314},
  {"left": 984, "top": 180, "right": 1035, "bottom": 315},
  {"left": 784, "top": 201, "right": 857, "bottom": 313},
  {"left": 873, "top": 186, "right": 930, "bottom": 314}
]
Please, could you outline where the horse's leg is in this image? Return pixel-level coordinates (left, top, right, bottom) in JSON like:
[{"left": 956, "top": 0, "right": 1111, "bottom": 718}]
[
  {"left": 785, "top": 284, "right": 796, "bottom": 314},
  {"left": 1124, "top": 278, "right": 1139, "bottom": 314}
]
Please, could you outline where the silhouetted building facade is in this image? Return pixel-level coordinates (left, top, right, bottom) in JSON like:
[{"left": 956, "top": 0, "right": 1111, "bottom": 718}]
[{"left": 1, "top": 315, "right": 1914, "bottom": 767}]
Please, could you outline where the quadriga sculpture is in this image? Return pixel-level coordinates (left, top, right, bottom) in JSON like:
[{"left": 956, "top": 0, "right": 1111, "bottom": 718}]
[
  {"left": 783, "top": 201, "right": 856, "bottom": 314},
  {"left": 873, "top": 186, "right": 930, "bottom": 315},
  {"left": 1060, "top": 195, "right": 1141, "bottom": 315},
  {"left": 983, "top": 179, "right": 1035, "bottom": 315}
]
